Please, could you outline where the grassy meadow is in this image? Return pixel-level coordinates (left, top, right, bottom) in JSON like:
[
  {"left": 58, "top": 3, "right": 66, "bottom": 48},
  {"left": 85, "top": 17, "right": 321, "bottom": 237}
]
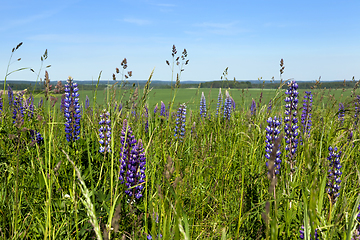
[{"left": 1, "top": 76, "right": 360, "bottom": 240}]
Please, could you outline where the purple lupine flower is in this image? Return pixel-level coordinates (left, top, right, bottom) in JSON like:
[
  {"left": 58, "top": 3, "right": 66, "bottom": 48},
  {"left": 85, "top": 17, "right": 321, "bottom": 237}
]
[
  {"left": 147, "top": 234, "right": 162, "bottom": 239},
  {"left": 154, "top": 103, "right": 158, "bottom": 115},
  {"left": 355, "top": 95, "right": 360, "bottom": 128},
  {"left": 144, "top": 104, "right": 149, "bottom": 133},
  {"left": 160, "top": 101, "right": 166, "bottom": 117},
  {"left": 99, "top": 110, "right": 111, "bottom": 153},
  {"left": 85, "top": 95, "right": 90, "bottom": 109},
  {"left": 284, "top": 80, "right": 299, "bottom": 172},
  {"left": 326, "top": 146, "right": 342, "bottom": 204},
  {"left": 24, "top": 95, "right": 34, "bottom": 119},
  {"left": 8, "top": 86, "right": 13, "bottom": 107},
  {"left": 338, "top": 103, "right": 345, "bottom": 126},
  {"left": 352, "top": 229, "right": 360, "bottom": 240},
  {"left": 200, "top": 92, "right": 206, "bottom": 118},
  {"left": 301, "top": 91, "right": 312, "bottom": 138},
  {"left": 38, "top": 97, "right": 43, "bottom": 108},
  {"left": 299, "top": 225, "right": 319, "bottom": 240},
  {"left": 265, "top": 116, "right": 282, "bottom": 175},
  {"left": 174, "top": 103, "right": 186, "bottom": 141},
  {"left": 216, "top": 88, "right": 222, "bottom": 117},
  {"left": 119, "top": 119, "right": 146, "bottom": 199},
  {"left": 64, "top": 77, "right": 81, "bottom": 142},
  {"left": 223, "top": 90, "right": 232, "bottom": 120},
  {"left": 230, "top": 96, "right": 235, "bottom": 111},
  {"left": 29, "top": 129, "right": 44, "bottom": 145},
  {"left": 0, "top": 92, "right": 3, "bottom": 115},
  {"left": 12, "top": 91, "right": 25, "bottom": 124},
  {"left": 250, "top": 99, "right": 256, "bottom": 116}
]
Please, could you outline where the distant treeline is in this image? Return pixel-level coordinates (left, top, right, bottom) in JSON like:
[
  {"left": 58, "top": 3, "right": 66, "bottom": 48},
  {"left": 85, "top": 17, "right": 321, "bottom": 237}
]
[{"left": 1, "top": 79, "right": 358, "bottom": 92}]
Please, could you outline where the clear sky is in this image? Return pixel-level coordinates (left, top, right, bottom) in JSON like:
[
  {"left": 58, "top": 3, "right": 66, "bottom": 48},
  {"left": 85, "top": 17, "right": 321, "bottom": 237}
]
[{"left": 1, "top": 0, "right": 360, "bottom": 82}]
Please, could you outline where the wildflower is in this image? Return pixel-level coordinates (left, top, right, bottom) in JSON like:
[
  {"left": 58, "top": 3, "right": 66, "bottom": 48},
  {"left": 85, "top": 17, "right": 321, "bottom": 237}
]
[
  {"left": 24, "top": 94, "right": 34, "bottom": 119},
  {"left": 85, "top": 95, "right": 90, "bottom": 109},
  {"left": 284, "top": 80, "right": 299, "bottom": 172},
  {"left": 0, "top": 92, "right": 3, "bottom": 115},
  {"left": 154, "top": 103, "right": 158, "bottom": 115},
  {"left": 250, "top": 99, "right": 256, "bottom": 116},
  {"left": 326, "top": 146, "right": 342, "bottom": 204},
  {"left": 299, "top": 226, "right": 319, "bottom": 240},
  {"left": 144, "top": 104, "right": 149, "bottom": 133},
  {"left": 64, "top": 76, "right": 81, "bottom": 142},
  {"left": 216, "top": 88, "right": 222, "bottom": 117},
  {"left": 265, "top": 116, "right": 282, "bottom": 175},
  {"left": 12, "top": 91, "right": 25, "bottom": 124},
  {"left": 223, "top": 90, "right": 232, "bottom": 120},
  {"left": 200, "top": 92, "right": 206, "bottom": 118},
  {"left": 355, "top": 95, "right": 360, "bottom": 128},
  {"left": 338, "top": 103, "right": 345, "bottom": 125},
  {"left": 119, "top": 120, "right": 146, "bottom": 199},
  {"left": 29, "top": 129, "right": 44, "bottom": 145},
  {"left": 99, "top": 110, "right": 111, "bottom": 153},
  {"left": 267, "top": 100, "right": 272, "bottom": 113},
  {"left": 231, "top": 96, "right": 236, "bottom": 111},
  {"left": 301, "top": 91, "right": 312, "bottom": 138},
  {"left": 160, "top": 101, "right": 166, "bottom": 117},
  {"left": 8, "top": 86, "right": 13, "bottom": 107},
  {"left": 38, "top": 97, "right": 43, "bottom": 108},
  {"left": 174, "top": 104, "right": 186, "bottom": 141}
]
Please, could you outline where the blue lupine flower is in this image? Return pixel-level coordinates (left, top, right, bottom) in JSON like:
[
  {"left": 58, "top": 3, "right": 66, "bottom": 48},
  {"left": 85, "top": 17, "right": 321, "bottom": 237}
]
[
  {"left": 8, "top": 86, "right": 13, "bottom": 107},
  {"left": 85, "top": 95, "right": 90, "bottom": 109},
  {"left": 24, "top": 95, "right": 34, "bottom": 119},
  {"left": 154, "top": 103, "right": 158, "bottom": 115},
  {"left": 216, "top": 88, "right": 222, "bottom": 117},
  {"left": 301, "top": 91, "right": 312, "bottom": 138},
  {"left": 119, "top": 119, "right": 146, "bottom": 199},
  {"left": 174, "top": 103, "right": 186, "bottom": 141},
  {"left": 231, "top": 96, "right": 236, "bottom": 111},
  {"left": 200, "top": 92, "right": 206, "bottom": 118},
  {"left": 265, "top": 116, "right": 282, "bottom": 175},
  {"left": 355, "top": 95, "right": 360, "bottom": 128},
  {"left": 38, "top": 97, "right": 43, "bottom": 108},
  {"left": 299, "top": 225, "right": 319, "bottom": 240},
  {"left": 12, "top": 91, "right": 25, "bottom": 124},
  {"left": 99, "top": 110, "right": 111, "bottom": 153},
  {"left": 284, "top": 80, "right": 299, "bottom": 170},
  {"left": 250, "top": 99, "right": 256, "bottom": 116},
  {"left": 29, "top": 129, "right": 44, "bottom": 145},
  {"left": 160, "top": 101, "right": 166, "bottom": 117},
  {"left": 338, "top": 103, "right": 345, "bottom": 126},
  {"left": 0, "top": 92, "right": 3, "bottom": 115},
  {"left": 223, "top": 90, "right": 232, "bottom": 120},
  {"left": 147, "top": 234, "right": 162, "bottom": 239},
  {"left": 64, "top": 76, "right": 81, "bottom": 142},
  {"left": 267, "top": 100, "right": 272, "bottom": 113},
  {"left": 327, "top": 146, "right": 342, "bottom": 204}
]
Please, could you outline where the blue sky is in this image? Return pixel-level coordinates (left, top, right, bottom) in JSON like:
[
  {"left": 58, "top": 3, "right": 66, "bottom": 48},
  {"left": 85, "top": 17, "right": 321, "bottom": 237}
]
[{"left": 1, "top": 0, "right": 360, "bottom": 81}]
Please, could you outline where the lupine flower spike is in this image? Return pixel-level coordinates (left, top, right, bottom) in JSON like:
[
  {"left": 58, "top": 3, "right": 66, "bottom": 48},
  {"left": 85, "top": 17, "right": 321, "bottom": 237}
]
[
  {"left": 154, "top": 103, "right": 158, "bottom": 115},
  {"left": 355, "top": 95, "right": 360, "bottom": 128},
  {"left": 216, "top": 88, "right": 222, "bottom": 117},
  {"left": 265, "top": 116, "right": 282, "bottom": 175},
  {"left": 250, "top": 99, "right": 256, "bottom": 116},
  {"left": 338, "top": 103, "right": 345, "bottom": 126},
  {"left": 326, "top": 146, "right": 342, "bottom": 205},
  {"left": 200, "top": 92, "right": 206, "bottom": 118},
  {"left": 174, "top": 103, "right": 186, "bottom": 141},
  {"left": 160, "top": 101, "right": 166, "bottom": 117},
  {"left": 223, "top": 90, "right": 232, "bottom": 120},
  {"left": 119, "top": 119, "right": 146, "bottom": 199},
  {"left": 301, "top": 91, "right": 313, "bottom": 138},
  {"left": 98, "top": 110, "right": 111, "bottom": 153},
  {"left": 12, "top": 91, "right": 25, "bottom": 124},
  {"left": 0, "top": 93, "right": 2, "bottom": 116},
  {"left": 64, "top": 76, "right": 81, "bottom": 142},
  {"left": 8, "top": 86, "right": 13, "bottom": 107},
  {"left": 284, "top": 80, "right": 299, "bottom": 174},
  {"left": 85, "top": 95, "right": 90, "bottom": 109}
]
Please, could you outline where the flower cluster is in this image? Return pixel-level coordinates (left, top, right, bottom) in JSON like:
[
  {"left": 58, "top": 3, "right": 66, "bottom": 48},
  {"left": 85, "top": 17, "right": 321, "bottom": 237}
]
[
  {"left": 12, "top": 91, "right": 25, "bottom": 124},
  {"left": 144, "top": 104, "right": 149, "bottom": 133},
  {"left": 174, "top": 104, "right": 186, "bottom": 141},
  {"left": 265, "top": 116, "right": 282, "bottom": 175},
  {"left": 223, "top": 90, "right": 232, "bottom": 120},
  {"left": 85, "top": 95, "right": 90, "bottom": 109},
  {"left": 99, "top": 110, "right": 111, "bottom": 153},
  {"left": 64, "top": 77, "right": 81, "bottom": 142},
  {"left": 299, "top": 226, "right": 319, "bottom": 240},
  {"left": 338, "top": 102, "right": 345, "bottom": 125},
  {"left": 326, "top": 146, "right": 342, "bottom": 204},
  {"left": 250, "top": 99, "right": 256, "bottom": 116},
  {"left": 284, "top": 80, "right": 299, "bottom": 169},
  {"left": 160, "top": 101, "right": 166, "bottom": 117},
  {"left": 301, "top": 91, "right": 313, "bottom": 138},
  {"left": 29, "top": 129, "right": 44, "bottom": 145},
  {"left": 216, "top": 88, "right": 222, "bottom": 117},
  {"left": 119, "top": 120, "right": 146, "bottom": 199},
  {"left": 200, "top": 92, "right": 206, "bottom": 118},
  {"left": 23, "top": 94, "right": 34, "bottom": 119},
  {"left": 0, "top": 92, "right": 3, "bottom": 115},
  {"left": 355, "top": 95, "right": 360, "bottom": 128},
  {"left": 8, "top": 86, "right": 13, "bottom": 107}
]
